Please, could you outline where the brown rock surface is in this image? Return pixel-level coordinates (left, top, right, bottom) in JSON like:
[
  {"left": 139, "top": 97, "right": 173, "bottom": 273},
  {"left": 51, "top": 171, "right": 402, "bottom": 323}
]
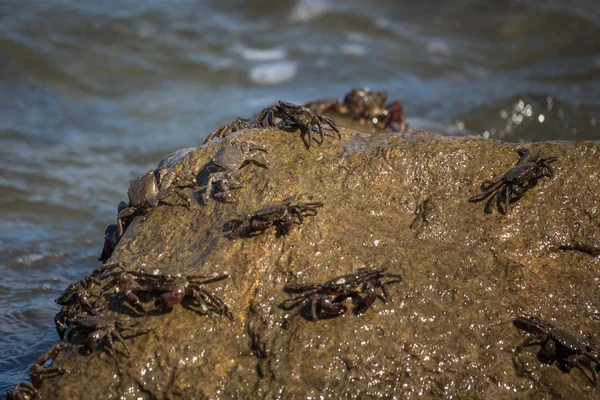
[{"left": 36, "top": 127, "right": 600, "bottom": 399}]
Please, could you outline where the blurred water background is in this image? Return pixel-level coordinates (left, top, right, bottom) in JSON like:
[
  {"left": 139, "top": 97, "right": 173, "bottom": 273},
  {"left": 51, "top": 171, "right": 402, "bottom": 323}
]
[{"left": 0, "top": 0, "right": 599, "bottom": 392}]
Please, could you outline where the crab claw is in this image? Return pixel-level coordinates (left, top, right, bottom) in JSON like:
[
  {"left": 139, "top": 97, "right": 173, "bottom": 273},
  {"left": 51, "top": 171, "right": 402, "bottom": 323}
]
[
  {"left": 124, "top": 292, "right": 145, "bottom": 314},
  {"left": 156, "top": 292, "right": 185, "bottom": 309}
]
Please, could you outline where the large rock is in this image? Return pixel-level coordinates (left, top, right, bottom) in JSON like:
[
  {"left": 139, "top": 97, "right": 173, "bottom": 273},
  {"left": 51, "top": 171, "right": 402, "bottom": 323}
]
[{"left": 37, "top": 127, "right": 600, "bottom": 399}]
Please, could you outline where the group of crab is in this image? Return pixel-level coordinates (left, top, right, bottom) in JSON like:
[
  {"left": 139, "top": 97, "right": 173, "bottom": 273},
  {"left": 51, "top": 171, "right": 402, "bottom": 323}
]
[
  {"left": 53, "top": 261, "right": 235, "bottom": 346},
  {"left": 464, "top": 141, "right": 600, "bottom": 385},
  {"left": 465, "top": 145, "right": 600, "bottom": 385},
  {"left": 7, "top": 260, "right": 241, "bottom": 399},
  {"left": 9, "top": 87, "right": 595, "bottom": 398},
  {"left": 98, "top": 87, "right": 407, "bottom": 262},
  {"left": 202, "top": 87, "right": 408, "bottom": 144}
]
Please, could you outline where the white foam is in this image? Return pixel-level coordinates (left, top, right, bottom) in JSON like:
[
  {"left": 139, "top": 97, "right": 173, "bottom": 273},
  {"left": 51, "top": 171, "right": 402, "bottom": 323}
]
[
  {"left": 426, "top": 39, "right": 451, "bottom": 57},
  {"left": 289, "top": 0, "right": 328, "bottom": 23},
  {"left": 249, "top": 62, "right": 298, "bottom": 85},
  {"left": 237, "top": 46, "right": 287, "bottom": 62},
  {"left": 17, "top": 254, "right": 45, "bottom": 265},
  {"left": 340, "top": 43, "right": 367, "bottom": 57},
  {"left": 346, "top": 32, "right": 366, "bottom": 42}
]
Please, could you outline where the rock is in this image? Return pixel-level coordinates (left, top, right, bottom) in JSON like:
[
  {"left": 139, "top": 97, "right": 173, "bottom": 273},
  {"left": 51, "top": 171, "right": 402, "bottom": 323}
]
[
  {"left": 157, "top": 147, "right": 198, "bottom": 169},
  {"left": 37, "top": 127, "right": 600, "bottom": 399}
]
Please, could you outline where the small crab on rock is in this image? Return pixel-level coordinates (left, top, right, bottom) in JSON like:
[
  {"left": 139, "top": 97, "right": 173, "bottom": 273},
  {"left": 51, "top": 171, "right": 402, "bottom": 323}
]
[
  {"left": 203, "top": 138, "right": 269, "bottom": 202},
  {"left": 229, "top": 196, "right": 323, "bottom": 237},
  {"left": 469, "top": 148, "right": 557, "bottom": 214},
  {"left": 305, "top": 88, "right": 407, "bottom": 132},
  {"left": 282, "top": 266, "right": 402, "bottom": 326},
  {"left": 202, "top": 117, "right": 251, "bottom": 144},
  {"left": 7, "top": 345, "right": 70, "bottom": 399},
  {"left": 257, "top": 101, "right": 340, "bottom": 147},
  {"left": 53, "top": 262, "right": 123, "bottom": 340},
  {"left": 6, "top": 382, "right": 38, "bottom": 400},
  {"left": 117, "top": 168, "right": 198, "bottom": 236},
  {"left": 98, "top": 223, "right": 120, "bottom": 263},
  {"left": 29, "top": 344, "right": 70, "bottom": 388},
  {"left": 65, "top": 315, "right": 152, "bottom": 357},
  {"left": 513, "top": 315, "right": 600, "bottom": 386},
  {"left": 106, "top": 267, "right": 233, "bottom": 320}
]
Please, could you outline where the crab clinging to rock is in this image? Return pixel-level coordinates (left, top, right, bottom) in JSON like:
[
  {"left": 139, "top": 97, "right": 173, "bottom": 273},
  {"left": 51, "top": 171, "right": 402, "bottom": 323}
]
[
  {"left": 469, "top": 148, "right": 557, "bottom": 214},
  {"left": 105, "top": 267, "right": 233, "bottom": 320},
  {"left": 98, "top": 223, "right": 120, "bottom": 263},
  {"left": 256, "top": 101, "right": 340, "bottom": 147},
  {"left": 304, "top": 87, "right": 408, "bottom": 132},
  {"left": 6, "top": 382, "right": 38, "bottom": 400},
  {"left": 203, "top": 138, "right": 269, "bottom": 202},
  {"left": 65, "top": 315, "right": 152, "bottom": 357},
  {"left": 10, "top": 343, "right": 71, "bottom": 398},
  {"left": 229, "top": 196, "right": 323, "bottom": 237},
  {"left": 117, "top": 167, "right": 198, "bottom": 235},
  {"left": 513, "top": 316, "right": 600, "bottom": 386},
  {"left": 53, "top": 262, "right": 127, "bottom": 340},
  {"left": 282, "top": 266, "right": 402, "bottom": 326},
  {"left": 202, "top": 117, "right": 252, "bottom": 144}
]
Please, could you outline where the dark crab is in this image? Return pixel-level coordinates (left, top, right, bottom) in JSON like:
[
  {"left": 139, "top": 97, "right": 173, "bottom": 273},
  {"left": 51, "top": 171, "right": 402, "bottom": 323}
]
[
  {"left": 98, "top": 223, "right": 120, "bottom": 263},
  {"left": 6, "top": 382, "right": 38, "bottom": 400},
  {"left": 204, "top": 138, "right": 269, "bottom": 202},
  {"left": 65, "top": 315, "right": 152, "bottom": 357},
  {"left": 229, "top": 196, "right": 323, "bottom": 237},
  {"left": 29, "top": 344, "right": 69, "bottom": 388},
  {"left": 282, "top": 266, "right": 402, "bottom": 325},
  {"left": 6, "top": 346, "right": 68, "bottom": 399},
  {"left": 256, "top": 101, "right": 340, "bottom": 147},
  {"left": 117, "top": 168, "right": 198, "bottom": 236},
  {"left": 107, "top": 267, "right": 233, "bottom": 320},
  {"left": 469, "top": 148, "right": 557, "bottom": 214},
  {"left": 305, "top": 88, "right": 407, "bottom": 132},
  {"left": 202, "top": 117, "right": 251, "bottom": 144},
  {"left": 54, "top": 262, "right": 125, "bottom": 339},
  {"left": 513, "top": 315, "right": 600, "bottom": 386}
]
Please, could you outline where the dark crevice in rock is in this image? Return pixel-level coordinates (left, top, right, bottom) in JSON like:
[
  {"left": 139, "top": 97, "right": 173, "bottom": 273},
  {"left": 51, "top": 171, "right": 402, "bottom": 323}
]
[{"left": 557, "top": 244, "right": 600, "bottom": 257}]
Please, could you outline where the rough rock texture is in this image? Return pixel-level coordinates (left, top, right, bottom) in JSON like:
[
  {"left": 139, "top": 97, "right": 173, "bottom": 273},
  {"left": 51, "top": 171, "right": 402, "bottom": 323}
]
[{"left": 38, "top": 127, "right": 600, "bottom": 399}]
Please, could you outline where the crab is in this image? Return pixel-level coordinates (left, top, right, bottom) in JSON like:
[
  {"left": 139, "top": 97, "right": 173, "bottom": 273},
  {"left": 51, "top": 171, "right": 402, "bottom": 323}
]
[
  {"left": 54, "top": 262, "right": 125, "bottom": 339},
  {"left": 6, "top": 382, "right": 38, "bottom": 400},
  {"left": 304, "top": 88, "right": 407, "bottom": 132},
  {"left": 98, "top": 223, "right": 120, "bottom": 263},
  {"left": 117, "top": 168, "right": 198, "bottom": 236},
  {"left": 106, "top": 267, "right": 233, "bottom": 320},
  {"left": 513, "top": 315, "right": 600, "bottom": 386},
  {"left": 256, "top": 101, "right": 340, "bottom": 147},
  {"left": 203, "top": 138, "right": 269, "bottom": 202},
  {"left": 469, "top": 148, "right": 557, "bottom": 214},
  {"left": 7, "top": 344, "right": 70, "bottom": 398},
  {"left": 54, "top": 278, "right": 102, "bottom": 340},
  {"left": 28, "top": 343, "right": 69, "bottom": 388},
  {"left": 229, "top": 196, "right": 323, "bottom": 237},
  {"left": 65, "top": 315, "right": 152, "bottom": 357},
  {"left": 282, "top": 266, "right": 402, "bottom": 325},
  {"left": 202, "top": 117, "right": 251, "bottom": 144}
]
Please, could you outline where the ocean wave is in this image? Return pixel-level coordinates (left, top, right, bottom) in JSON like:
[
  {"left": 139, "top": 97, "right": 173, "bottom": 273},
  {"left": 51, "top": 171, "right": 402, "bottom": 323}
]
[{"left": 249, "top": 61, "right": 299, "bottom": 85}]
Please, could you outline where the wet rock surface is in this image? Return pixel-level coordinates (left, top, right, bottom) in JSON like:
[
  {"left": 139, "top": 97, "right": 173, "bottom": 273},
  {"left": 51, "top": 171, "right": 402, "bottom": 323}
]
[{"left": 36, "top": 128, "right": 599, "bottom": 399}]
